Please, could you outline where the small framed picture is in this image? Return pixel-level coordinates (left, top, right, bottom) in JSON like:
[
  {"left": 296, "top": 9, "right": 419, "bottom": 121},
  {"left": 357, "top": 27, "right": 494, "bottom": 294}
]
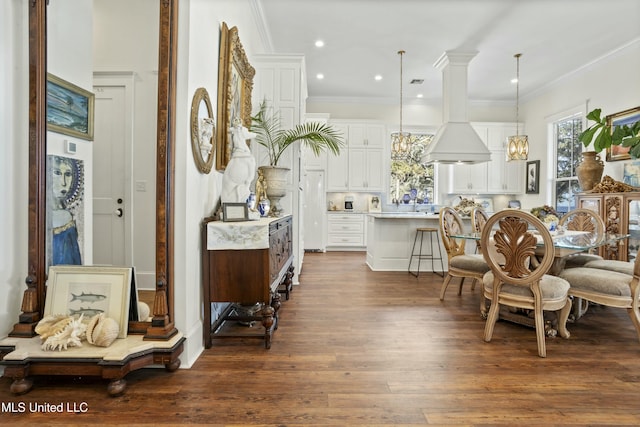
[
  {"left": 368, "top": 196, "right": 381, "bottom": 212},
  {"left": 525, "top": 160, "right": 540, "bottom": 194},
  {"left": 223, "top": 202, "right": 249, "bottom": 222},
  {"left": 44, "top": 266, "right": 133, "bottom": 338}
]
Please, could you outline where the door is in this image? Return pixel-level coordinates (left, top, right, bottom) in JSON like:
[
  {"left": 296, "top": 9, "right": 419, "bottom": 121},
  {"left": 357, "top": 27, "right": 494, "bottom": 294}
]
[
  {"left": 303, "top": 170, "right": 326, "bottom": 251},
  {"left": 92, "top": 84, "right": 130, "bottom": 265}
]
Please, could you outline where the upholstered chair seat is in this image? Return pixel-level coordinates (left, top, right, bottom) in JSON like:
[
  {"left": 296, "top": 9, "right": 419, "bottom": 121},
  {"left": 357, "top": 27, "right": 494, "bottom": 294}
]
[
  {"left": 483, "top": 271, "right": 570, "bottom": 300},
  {"left": 560, "top": 268, "right": 633, "bottom": 298},
  {"left": 564, "top": 253, "right": 604, "bottom": 269},
  {"left": 450, "top": 254, "right": 489, "bottom": 271},
  {"left": 583, "top": 259, "right": 633, "bottom": 276},
  {"left": 558, "top": 257, "right": 640, "bottom": 343}
]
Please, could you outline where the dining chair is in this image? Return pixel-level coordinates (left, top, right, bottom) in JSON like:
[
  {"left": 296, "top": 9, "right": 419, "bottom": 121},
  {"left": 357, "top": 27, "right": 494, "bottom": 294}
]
[
  {"left": 438, "top": 207, "right": 490, "bottom": 314},
  {"left": 481, "top": 209, "right": 572, "bottom": 357},
  {"left": 559, "top": 250, "right": 640, "bottom": 342},
  {"left": 558, "top": 208, "right": 605, "bottom": 268},
  {"left": 470, "top": 207, "right": 489, "bottom": 254}
]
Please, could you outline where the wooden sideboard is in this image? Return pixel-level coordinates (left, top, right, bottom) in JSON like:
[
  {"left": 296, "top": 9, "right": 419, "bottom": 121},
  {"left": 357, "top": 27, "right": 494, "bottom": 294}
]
[
  {"left": 201, "top": 215, "right": 294, "bottom": 349},
  {"left": 577, "top": 191, "right": 640, "bottom": 261}
]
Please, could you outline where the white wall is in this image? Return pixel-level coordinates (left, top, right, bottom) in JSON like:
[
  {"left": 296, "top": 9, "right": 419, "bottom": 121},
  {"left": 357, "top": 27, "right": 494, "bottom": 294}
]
[
  {"left": 173, "top": 0, "right": 267, "bottom": 366},
  {"left": 93, "top": 0, "right": 159, "bottom": 289},
  {"left": 0, "top": 0, "right": 29, "bottom": 340},
  {"left": 48, "top": 0, "right": 95, "bottom": 266},
  {"left": 519, "top": 40, "right": 640, "bottom": 209}
]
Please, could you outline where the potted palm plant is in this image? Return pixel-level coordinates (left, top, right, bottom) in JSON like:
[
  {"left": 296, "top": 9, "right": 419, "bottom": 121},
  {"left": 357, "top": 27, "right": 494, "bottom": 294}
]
[
  {"left": 250, "top": 99, "right": 344, "bottom": 216},
  {"left": 577, "top": 108, "right": 640, "bottom": 191}
]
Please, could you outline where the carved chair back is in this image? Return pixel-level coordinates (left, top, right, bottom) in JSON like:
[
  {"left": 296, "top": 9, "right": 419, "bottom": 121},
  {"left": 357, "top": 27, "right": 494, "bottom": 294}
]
[
  {"left": 439, "top": 207, "right": 467, "bottom": 260},
  {"left": 471, "top": 207, "right": 489, "bottom": 253}
]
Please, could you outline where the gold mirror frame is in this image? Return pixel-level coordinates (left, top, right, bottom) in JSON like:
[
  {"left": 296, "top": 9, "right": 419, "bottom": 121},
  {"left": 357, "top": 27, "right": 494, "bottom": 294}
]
[
  {"left": 11, "top": 0, "right": 178, "bottom": 341},
  {"left": 215, "top": 22, "right": 255, "bottom": 171},
  {"left": 190, "top": 87, "right": 215, "bottom": 174}
]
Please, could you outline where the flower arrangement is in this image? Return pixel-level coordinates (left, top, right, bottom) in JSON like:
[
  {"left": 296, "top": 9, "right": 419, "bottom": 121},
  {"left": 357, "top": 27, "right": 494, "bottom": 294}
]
[
  {"left": 530, "top": 205, "right": 559, "bottom": 221},
  {"left": 543, "top": 214, "right": 559, "bottom": 225}
]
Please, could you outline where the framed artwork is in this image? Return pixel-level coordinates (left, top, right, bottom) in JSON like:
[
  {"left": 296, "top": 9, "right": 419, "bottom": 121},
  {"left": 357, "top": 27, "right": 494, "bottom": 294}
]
[
  {"left": 368, "top": 196, "right": 381, "bottom": 212},
  {"left": 606, "top": 106, "right": 640, "bottom": 162},
  {"left": 526, "top": 160, "right": 540, "bottom": 194},
  {"left": 216, "top": 22, "right": 255, "bottom": 171},
  {"left": 623, "top": 160, "right": 640, "bottom": 187},
  {"left": 222, "top": 202, "right": 249, "bottom": 222},
  {"left": 44, "top": 266, "right": 133, "bottom": 338},
  {"left": 46, "top": 73, "right": 95, "bottom": 141},
  {"left": 190, "top": 87, "right": 215, "bottom": 174}
]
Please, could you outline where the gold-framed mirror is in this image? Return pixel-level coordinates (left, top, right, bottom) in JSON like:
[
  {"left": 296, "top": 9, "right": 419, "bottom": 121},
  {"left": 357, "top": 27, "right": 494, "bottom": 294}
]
[
  {"left": 11, "top": 0, "right": 178, "bottom": 340},
  {"left": 190, "top": 87, "right": 215, "bottom": 174}
]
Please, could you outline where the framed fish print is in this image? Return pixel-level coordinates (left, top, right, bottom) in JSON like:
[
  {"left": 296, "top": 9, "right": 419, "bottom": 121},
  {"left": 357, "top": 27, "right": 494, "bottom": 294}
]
[
  {"left": 44, "top": 266, "right": 133, "bottom": 338},
  {"left": 215, "top": 22, "right": 255, "bottom": 171}
]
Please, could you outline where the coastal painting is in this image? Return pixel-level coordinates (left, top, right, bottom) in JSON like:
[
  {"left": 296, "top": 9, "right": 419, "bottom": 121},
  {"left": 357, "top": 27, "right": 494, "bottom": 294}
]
[{"left": 46, "top": 73, "right": 95, "bottom": 140}]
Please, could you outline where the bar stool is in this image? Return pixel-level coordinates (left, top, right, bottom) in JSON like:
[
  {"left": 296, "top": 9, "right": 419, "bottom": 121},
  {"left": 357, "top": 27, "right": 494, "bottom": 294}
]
[{"left": 408, "top": 227, "right": 444, "bottom": 277}]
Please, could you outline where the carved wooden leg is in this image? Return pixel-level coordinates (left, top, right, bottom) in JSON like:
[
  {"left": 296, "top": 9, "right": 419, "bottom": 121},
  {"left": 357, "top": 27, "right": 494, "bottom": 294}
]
[
  {"left": 107, "top": 379, "right": 127, "bottom": 396},
  {"left": 556, "top": 297, "right": 572, "bottom": 340},
  {"left": 10, "top": 377, "right": 33, "bottom": 395},
  {"left": 261, "top": 305, "right": 275, "bottom": 349},
  {"left": 165, "top": 358, "right": 181, "bottom": 372}
]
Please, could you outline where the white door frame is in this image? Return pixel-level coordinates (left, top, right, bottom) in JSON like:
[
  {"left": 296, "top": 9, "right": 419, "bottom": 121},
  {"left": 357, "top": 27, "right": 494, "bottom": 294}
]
[{"left": 93, "top": 71, "right": 135, "bottom": 266}]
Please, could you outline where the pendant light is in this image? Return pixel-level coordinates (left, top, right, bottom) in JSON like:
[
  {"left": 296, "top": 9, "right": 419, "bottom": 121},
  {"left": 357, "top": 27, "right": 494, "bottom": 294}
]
[
  {"left": 391, "top": 50, "right": 411, "bottom": 160},
  {"left": 506, "top": 53, "right": 529, "bottom": 161}
]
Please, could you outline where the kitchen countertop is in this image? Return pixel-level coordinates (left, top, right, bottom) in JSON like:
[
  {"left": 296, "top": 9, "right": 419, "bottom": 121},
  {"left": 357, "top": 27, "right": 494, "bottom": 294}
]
[{"left": 367, "top": 212, "right": 439, "bottom": 219}]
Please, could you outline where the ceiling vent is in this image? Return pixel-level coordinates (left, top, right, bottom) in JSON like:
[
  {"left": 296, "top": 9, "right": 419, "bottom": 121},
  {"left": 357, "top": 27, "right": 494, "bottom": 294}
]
[{"left": 422, "top": 50, "right": 491, "bottom": 164}]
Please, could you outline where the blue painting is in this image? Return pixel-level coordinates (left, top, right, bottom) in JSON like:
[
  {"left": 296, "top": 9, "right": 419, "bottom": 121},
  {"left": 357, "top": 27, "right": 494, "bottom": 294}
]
[
  {"left": 47, "top": 155, "right": 85, "bottom": 267},
  {"left": 46, "top": 73, "right": 95, "bottom": 140}
]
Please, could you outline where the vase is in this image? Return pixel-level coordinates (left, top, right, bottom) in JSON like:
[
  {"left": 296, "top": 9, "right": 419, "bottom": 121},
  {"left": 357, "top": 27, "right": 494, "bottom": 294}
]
[
  {"left": 576, "top": 151, "right": 604, "bottom": 191},
  {"left": 258, "top": 166, "right": 290, "bottom": 217}
]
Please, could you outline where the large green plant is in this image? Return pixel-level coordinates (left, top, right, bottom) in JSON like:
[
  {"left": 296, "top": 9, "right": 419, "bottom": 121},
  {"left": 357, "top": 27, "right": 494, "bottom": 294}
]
[
  {"left": 250, "top": 100, "right": 344, "bottom": 166},
  {"left": 579, "top": 108, "right": 640, "bottom": 157}
]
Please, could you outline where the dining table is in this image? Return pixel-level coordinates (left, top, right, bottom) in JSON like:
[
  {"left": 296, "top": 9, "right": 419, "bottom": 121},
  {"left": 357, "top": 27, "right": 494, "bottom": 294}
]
[
  {"left": 452, "top": 229, "right": 629, "bottom": 275},
  {"left": 450, "top": 228, "right": 630, "bottom": 334}
]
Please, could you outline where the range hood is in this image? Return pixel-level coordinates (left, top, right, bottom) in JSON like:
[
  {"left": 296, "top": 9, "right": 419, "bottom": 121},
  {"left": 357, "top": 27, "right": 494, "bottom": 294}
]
[{"left": 422, "top": 50, "right": 491, "bottom": 164}]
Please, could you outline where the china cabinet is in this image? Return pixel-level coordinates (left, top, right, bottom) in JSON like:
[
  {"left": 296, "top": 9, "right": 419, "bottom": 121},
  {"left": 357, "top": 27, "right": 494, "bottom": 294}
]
[{"left": 577, "top": 192, "right": 640, "bottom": 261}]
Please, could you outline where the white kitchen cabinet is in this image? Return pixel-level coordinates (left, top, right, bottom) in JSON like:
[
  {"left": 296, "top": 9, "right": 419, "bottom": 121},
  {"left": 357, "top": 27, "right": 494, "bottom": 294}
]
[
  {"left": 327, "top": 120, "right": 386, "bottom": 192},
  {"left": 450, "top": 162, "right": 488, "bottom": 193},
  {"left": 448, "top": 122, "right": 522, "bottom": 194},
  {"left": 327, "top": 123, "right": 350, "bottom": 191},
  {"left": 348, "top": 148, "right": 384, "bottom": 191},
  {"left": 487, "top": 149, "right": 523, "bottom": 193},
  {"left": 347, "top": 123, "right": 385, "bottom": 148},
  {"left": 327, "top": 213, "right": 365, "bottom": 249}
]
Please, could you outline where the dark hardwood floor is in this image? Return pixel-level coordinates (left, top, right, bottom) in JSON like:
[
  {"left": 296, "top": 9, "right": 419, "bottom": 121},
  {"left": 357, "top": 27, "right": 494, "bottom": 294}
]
[{"left": 2, "top": 251, "right": 640, "bottom": 426}]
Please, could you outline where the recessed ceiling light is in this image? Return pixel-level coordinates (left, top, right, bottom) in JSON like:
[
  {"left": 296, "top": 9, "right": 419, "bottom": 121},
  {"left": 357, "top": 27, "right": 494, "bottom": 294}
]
[
  {"left": 416, "top": 94, "right": 423, "bottom": 98},
  {"left": 374, "top": 75, "right": 383, "bottom": 81},
  {"left": 511, "top": 78, "right": 518, "bottom": 84},
  {"left": 316, "top": 73, "right": 324, "bottom": 80},
  {"left": 315, "top": 40, "right": 324, "bottom": 48}
]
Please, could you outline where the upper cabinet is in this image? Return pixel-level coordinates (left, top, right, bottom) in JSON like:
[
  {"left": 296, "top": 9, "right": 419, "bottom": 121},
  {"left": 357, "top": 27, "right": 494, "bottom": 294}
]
[
  {"left": 347, "top": 123, "right": 385, "bottom": 148},
  {"left": 448, "top": 122, "right": 523, "bottom": 195},
  {"left": 327, "top": 121, "right": 386, "bottom": 192}
]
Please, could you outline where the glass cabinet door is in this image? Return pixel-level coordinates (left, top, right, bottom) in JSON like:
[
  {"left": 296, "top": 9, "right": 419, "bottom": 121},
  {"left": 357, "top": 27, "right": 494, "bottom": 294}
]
[{"left": 626, "top": 197, "right": 640, "bottom": 263}]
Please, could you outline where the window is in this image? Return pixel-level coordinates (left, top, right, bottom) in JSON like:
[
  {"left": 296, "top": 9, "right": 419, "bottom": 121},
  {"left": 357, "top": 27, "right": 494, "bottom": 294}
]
[
  {"left": 390, "top": 133, "right": 435, "bottom": 205},
  {"left": 554, "top": 116, "right": 582, "bottom": 215}
]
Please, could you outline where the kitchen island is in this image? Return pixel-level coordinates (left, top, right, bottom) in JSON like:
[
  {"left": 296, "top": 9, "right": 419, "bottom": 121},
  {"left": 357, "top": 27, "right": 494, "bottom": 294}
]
[{"left": 365, "top": 212, "right": 472, "bottom": 272}]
